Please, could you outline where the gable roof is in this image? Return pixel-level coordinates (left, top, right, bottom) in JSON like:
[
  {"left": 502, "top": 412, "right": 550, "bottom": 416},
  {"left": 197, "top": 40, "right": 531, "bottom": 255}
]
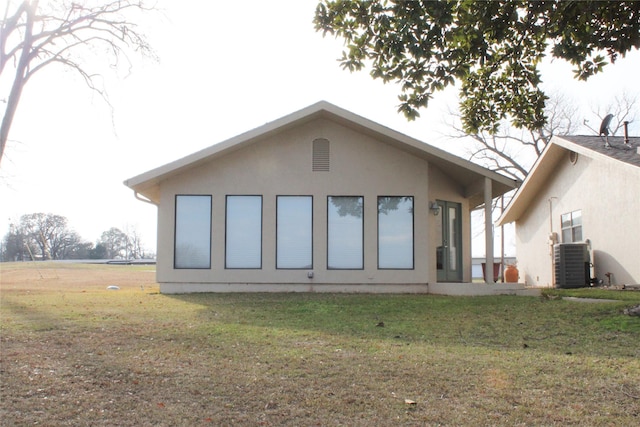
[
  {"left": 560, "top": 135, "right": 640, "bottom": 167},
  {"left": 124, "top": 101, "right": 518, "bottom": 206},
  {"left": 496, "top": 134, "right": 640, "bottom": 226}
]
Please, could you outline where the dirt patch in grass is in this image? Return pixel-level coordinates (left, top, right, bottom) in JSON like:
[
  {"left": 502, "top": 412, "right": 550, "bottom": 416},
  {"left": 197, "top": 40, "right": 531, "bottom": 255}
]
[
  {"left": 2, "top": 262, "right": 639, "bottom": 426},
  {"left": 0, "top": 262, "right": 156, "bottom": 292}
]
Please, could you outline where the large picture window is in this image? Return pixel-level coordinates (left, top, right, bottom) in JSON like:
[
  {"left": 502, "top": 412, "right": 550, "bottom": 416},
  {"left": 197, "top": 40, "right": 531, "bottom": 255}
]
[
  {"left": 561, "top": 210, "right": 582, "bottom": 243},
  {"left": 327, "top": 196, "right": 363, "bottom": 269},
  {"left": 226, "top": 195, "right": 262, "bottom": 268},
  {"left": 174, "top": 195, "right": 211, "bottom": 269},
  {"left": 378, "top": 196, "right": 414, "bottom": 269},
  {"left": 277, "top": 196, "right": 313, "bottom": 269}
]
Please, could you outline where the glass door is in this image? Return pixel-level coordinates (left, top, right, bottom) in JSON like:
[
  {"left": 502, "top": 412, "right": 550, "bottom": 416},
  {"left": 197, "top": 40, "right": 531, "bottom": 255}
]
[{"left": 436, "top": 201, "right": 462, "bottom": 282}]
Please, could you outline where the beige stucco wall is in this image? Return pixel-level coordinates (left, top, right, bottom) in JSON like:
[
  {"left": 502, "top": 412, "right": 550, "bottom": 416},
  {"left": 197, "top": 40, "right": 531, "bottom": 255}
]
[
  {"left": 154, "top": 118, "right": 473, "bottom": 291},
  {"left": 515, "top": 150, "right": 640, "bottom": 286}
]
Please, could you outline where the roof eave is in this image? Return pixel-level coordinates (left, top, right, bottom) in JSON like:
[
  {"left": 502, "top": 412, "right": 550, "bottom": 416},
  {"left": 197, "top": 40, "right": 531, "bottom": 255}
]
[
  {"left": 125, "top": 101, "right": 520, "bottom": 204},
  {"left": 497, "top": 134, "right": 640, "bottom": 226},
  {"left": 496, "top": 138, "right": 566, "bottom": 226},
  {"left": 123, "top": 101, "right": 335, "bottom": 200}
]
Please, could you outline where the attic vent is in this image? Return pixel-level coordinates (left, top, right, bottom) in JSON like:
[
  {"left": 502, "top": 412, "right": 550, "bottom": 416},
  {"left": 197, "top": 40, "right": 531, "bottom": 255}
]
[
  {"left": 312, "top": 138, "right": 330, "bottom": 172},
  {"left": 569, "top": 151, "right": 578, "bottom": 164}
]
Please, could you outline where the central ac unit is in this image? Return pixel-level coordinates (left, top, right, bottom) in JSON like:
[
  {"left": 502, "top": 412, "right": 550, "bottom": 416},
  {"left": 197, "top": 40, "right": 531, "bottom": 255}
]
[{"left": 554, "top": 243, "right": 589, "bottom": 288}]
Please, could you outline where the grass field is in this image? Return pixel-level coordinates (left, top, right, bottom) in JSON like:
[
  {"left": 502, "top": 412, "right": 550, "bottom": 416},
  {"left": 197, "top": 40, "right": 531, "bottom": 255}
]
[{"left": 1, "top": 262, "right": 639, "bottom": 426}]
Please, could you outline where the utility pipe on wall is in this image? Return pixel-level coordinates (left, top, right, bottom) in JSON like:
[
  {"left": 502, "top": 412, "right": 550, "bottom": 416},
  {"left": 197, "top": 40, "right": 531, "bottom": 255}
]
[
  {"left": 484, "top": 177, "right": 494, "bottom": 284},
  {"left": 500, "top": 195, "right": 505, "bottom": 282},
  {"left": 548, "top": 197, "right": 558, "bottom": 285}
]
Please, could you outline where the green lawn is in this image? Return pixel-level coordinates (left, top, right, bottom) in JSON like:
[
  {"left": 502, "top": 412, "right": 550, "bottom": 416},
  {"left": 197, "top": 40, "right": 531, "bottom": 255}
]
[{"left": 1, "top": 263, "right": 639, "bottom": 426}]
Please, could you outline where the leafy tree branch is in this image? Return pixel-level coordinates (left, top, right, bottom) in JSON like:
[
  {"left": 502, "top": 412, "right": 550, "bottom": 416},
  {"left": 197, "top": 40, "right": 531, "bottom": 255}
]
[{"left": 315, "top": 1, "right": 640, "bottom": 134}]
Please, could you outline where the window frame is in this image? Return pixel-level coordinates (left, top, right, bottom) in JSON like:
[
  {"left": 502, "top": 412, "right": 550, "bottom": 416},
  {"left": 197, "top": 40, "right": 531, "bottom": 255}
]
[
  {"left": 225, "top": 195, "right": 263, "bottom": 269},
  {"left": 276, "top": 195, "right": 313, "bottom": 270},
  {"left": 174, "top": 194, "right": 212, "bottom": 270},
  {"left": 327, "top": 195, "right": 364, "bottom": 270},
  {"left": 561, "top": 210, "right": 583, "bottom": 243},
  {"left": 377, "top": 196, "right": 415, "bottom": 270}
]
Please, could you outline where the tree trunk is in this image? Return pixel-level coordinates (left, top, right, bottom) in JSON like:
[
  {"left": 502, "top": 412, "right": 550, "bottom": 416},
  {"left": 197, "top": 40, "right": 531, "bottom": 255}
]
[{"left": 0, "top": 1, "right": 36, "bottom": 165}]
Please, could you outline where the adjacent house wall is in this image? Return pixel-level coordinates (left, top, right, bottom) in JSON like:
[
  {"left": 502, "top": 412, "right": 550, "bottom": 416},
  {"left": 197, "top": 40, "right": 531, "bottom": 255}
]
[
  {"left": 154, "top": 118, "right": 470, "bottom": 292},
  {"left": 516, "top": 149, "right": 640, "bottom": 286}
]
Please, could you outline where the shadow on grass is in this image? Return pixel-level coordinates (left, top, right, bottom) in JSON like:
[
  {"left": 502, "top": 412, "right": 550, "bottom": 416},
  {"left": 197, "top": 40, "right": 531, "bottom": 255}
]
[
  {"left": 4, "top": 288, "right": 639, "bottom": 426},
  {"left": 166, "top": 292, "right": 640, "bottom": 358}
]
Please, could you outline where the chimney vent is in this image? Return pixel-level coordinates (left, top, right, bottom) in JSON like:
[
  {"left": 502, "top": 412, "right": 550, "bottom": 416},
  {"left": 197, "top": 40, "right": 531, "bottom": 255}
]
[{"left": 623, "top": 121, "right": 630, "bottom": 145}]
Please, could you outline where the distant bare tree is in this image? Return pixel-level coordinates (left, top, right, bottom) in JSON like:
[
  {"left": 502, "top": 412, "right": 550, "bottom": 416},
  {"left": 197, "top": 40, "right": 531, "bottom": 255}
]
[
  {"left": 126, "top": 226, "right": 145, "bottom": 259},
  {"left": 55, "top": 230, "right": 85, "bottom": 259},
  {"left": 585, "top": 92, "right": 638, "bottom": 136},
  {"left": 18, "top": 212, "right": 76, "bottom": 260},
  {"left": 1, "top": 222, "right": 29, "bottom": 261},
  {"left": 0, "top": 0, "right": 157, "bottom": 165},
  {"left": 448, "top": 92, "right": 638, "bottom": 181},
  {"left": 98, "top": 227, "right": 128, "bottom": 259},
  {"left": 1, "top": 213, "right": 147, "bottom": 261}
]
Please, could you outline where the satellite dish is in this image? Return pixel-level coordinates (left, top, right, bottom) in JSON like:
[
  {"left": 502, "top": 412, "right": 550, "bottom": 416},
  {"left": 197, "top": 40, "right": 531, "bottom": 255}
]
[
  {"left": 599, "top": 114, "right": 614, "bottom": 136},
  {"left": 599, "top": 113, "right": 614, "bottom": 148}
]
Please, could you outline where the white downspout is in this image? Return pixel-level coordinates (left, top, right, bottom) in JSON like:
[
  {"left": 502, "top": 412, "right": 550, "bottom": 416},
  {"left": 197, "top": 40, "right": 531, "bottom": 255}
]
[{"left": 134, "top": 191, "right": 158, "bottom": 206}]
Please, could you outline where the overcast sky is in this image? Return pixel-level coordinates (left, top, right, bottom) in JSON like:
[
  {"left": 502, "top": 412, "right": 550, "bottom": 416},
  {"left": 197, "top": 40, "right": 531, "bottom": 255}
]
[{"left": 1, "top": 0, "right": 638, "bottom": 257}]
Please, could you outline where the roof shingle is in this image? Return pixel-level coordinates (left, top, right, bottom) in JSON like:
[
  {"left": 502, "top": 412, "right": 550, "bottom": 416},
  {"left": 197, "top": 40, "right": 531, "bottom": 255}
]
[{"left": 560, "top": 135, "right": 640, "bottom": 168}]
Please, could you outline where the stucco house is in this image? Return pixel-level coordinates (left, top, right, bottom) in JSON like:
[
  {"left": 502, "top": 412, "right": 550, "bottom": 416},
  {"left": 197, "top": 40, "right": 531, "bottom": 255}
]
[
  {"left": 125, "top": 101, "right": 521, "bottom": 294},
  {"left": 497, "top": 134, "right": 640, "bottom": 288}
]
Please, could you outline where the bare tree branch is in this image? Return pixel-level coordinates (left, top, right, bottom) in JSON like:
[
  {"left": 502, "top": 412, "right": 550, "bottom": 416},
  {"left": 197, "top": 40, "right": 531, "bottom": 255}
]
[
  {"left": 0, "top": 0, "right": 157, "bottom": 165},
  {"left": 446, "top": 91, "right": 638, "bottom": 183}
]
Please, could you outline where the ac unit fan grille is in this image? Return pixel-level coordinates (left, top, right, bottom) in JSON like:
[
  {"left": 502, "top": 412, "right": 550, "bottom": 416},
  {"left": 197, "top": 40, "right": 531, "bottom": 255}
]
[{"left": 554, "top": 243, "right": 589, "bottom": 288}]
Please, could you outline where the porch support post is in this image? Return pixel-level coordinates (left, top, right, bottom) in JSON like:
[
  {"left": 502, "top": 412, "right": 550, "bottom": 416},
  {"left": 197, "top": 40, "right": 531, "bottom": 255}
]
[{"left": 484, "top": 177, "right": 494, "bottom": 284}]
